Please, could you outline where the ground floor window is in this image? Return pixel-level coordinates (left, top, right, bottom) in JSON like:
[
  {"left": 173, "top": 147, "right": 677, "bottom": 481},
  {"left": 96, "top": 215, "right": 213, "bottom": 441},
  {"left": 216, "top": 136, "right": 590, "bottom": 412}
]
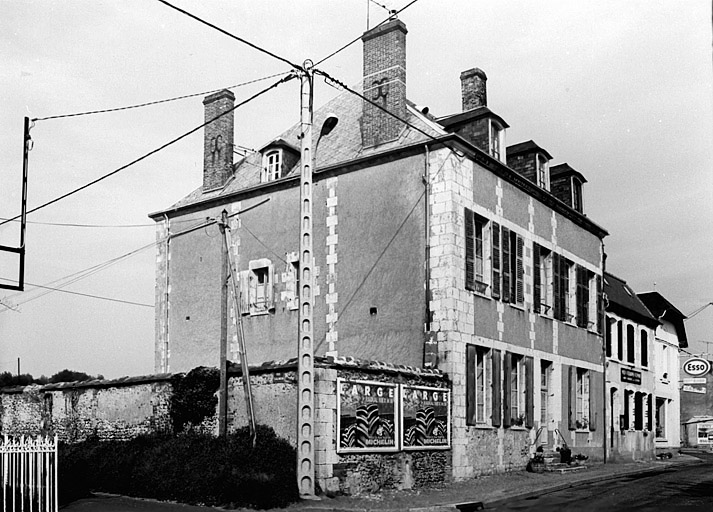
[
  {"left": 540, "top": 360, "right": 551, "bottom": 425},
  {"left": 655, "top": 397, "right": 667, "bottom": 439},
  {"left": 508, "top": 353, "right": 525, "bottom": 426},
  {"left": 575, "top": 368, "right": 590, "bottom": 430},
  {"left": 466, "top": 345, "right": 492, "bottom": 425}
]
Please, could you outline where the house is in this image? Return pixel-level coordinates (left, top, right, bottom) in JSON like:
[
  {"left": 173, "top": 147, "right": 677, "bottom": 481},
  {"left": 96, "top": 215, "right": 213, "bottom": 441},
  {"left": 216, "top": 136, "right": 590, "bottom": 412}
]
[
  {"left": 637, "top": 291, "right": 687, "bottom": 453},
  {"left": 603, "top": 273, "right": 659, "bottom": 460},
  {"left": 149, "top": 17, "right": 609, "bottom": 482}
]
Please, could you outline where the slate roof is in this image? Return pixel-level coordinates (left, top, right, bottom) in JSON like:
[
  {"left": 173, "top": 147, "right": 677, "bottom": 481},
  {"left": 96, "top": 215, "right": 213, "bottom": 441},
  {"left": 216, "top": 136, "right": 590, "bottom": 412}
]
[
  {"left": 550, "top": 163, "right": 588, "bottom": 184},
  {"left": 637, "top": 291, "right": 688, "bottom": 347},
  {"left": 506, "top": 140, "right": 553, "bottom": 160},
  {"left": 604, "top": 272, "right": 659, "bottom": 328}
]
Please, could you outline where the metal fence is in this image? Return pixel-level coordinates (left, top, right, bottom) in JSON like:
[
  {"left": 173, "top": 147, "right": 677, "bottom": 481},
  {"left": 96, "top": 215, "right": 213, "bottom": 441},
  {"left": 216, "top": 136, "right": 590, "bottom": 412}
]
[{"left": 1, "top": 435, "right": 58, "bottom": 512}]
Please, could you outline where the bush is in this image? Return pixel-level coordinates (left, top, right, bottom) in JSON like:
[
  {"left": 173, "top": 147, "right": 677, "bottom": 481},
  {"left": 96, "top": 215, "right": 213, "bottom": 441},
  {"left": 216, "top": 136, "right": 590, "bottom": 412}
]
[{"left": 58, "top": 425, "right": 298, "bottom": 509}]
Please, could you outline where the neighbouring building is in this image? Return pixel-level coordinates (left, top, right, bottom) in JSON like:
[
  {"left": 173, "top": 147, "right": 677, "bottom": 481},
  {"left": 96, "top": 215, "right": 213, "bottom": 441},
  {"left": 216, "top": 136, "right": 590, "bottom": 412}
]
[
  {"left": 149, "top": 17, "right": 608, "bottom": 487},
  {"left": 637, "top": 291, "right": 688, "bottom": 453},
  {"left": 678, "top": 349, "right": 713, "bottom": 447},
  {"left": 604, "top": 273, "right": 658, "bottom": 461}
]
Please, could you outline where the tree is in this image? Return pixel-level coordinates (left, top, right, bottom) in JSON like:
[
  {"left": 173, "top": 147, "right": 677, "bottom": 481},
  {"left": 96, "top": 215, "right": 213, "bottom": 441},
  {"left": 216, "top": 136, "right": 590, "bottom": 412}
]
[{"left": 48, "top": 369, "right": 103, "bottom": 384}]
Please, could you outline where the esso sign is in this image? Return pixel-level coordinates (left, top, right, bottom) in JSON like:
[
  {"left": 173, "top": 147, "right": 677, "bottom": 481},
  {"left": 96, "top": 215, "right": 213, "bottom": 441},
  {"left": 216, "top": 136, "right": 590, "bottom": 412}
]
[{"left": 683, "top": 358, "right": 711, "bottom": 377}]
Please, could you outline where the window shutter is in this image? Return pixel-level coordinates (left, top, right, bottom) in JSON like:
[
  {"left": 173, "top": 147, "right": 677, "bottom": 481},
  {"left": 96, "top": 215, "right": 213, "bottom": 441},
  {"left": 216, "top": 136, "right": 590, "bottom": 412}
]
[
  {"left": 502, "top": 227, "right": 511, "bottom": 303},
  {"left": 239, "top": 270, "right": 251, "bottom": 315},
  {"left": 576, "top": 267, "right": 585, "bottom": 327},
  {"left": 623, "top": 391, "right": 630, "bottom": 430},
  {"left": 567, "top": 365, "right": 576, "bottom": 430},
  {"left": 617, "top": 321, "right": 623, "bottom": 360},
  {"left": 525, "top": 356, "right": 534, "bottom": 429},
  {"left": 492, "top": 223, "right": 501, "bottom": 299},
  {"left": 491, "top": 349, "right": 501, "bottom": 427},
  {"left": 606, "top": 318, "right": 612, "bottom": 357},
  {"left": 596, "top": 275, "right": 603, "bottom": 334},
  {"left": 641, "top": 330, "right": 648, "bottom": 367},
  {"left": 503, "top": 352, "right": 512, "bottom": 428},
  {"left": 589, "top": 370, "right": 601, "bottom": 431},
  {"left": 515, "top": 235, "right": 524, "bottom": 305},
  {"left": 466, "top": 345, "right": 476, "bottom": 425},
  {"left": 553, "top": 254, "right": 561, "bottom": 320},
  {"left": 647, "top": 393, "right": 653, "bottom": 432},
  {"left": 533, "top": 244, "right": 541, "bottom": 314},
  {"left": 562, "top": 259, "right": 570, "bottom": 321},
  {"left": 465, "top": 209, "right": 475, "bottom": 291},
  {"left": 266, "top": 264, "right": 275, "bottom": 310}
]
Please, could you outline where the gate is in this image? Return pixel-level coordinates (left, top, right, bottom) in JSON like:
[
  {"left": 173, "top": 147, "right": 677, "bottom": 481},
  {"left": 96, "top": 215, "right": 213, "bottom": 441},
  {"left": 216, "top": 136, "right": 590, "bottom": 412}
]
[{"left": 1, "top": 435, "right": 58, "bottom": 512}]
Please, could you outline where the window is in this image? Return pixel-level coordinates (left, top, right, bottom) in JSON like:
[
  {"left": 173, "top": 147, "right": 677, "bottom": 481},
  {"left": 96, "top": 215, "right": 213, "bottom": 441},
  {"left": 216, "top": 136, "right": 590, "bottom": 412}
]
[
  {"left": 634, "top": 392, "right": 644, "bottom": 431},
  {"left": 641, "top": 330, "right": 648, "bottom": 367},
  {"left": 655, "top": 397, "right": 666, "bottom": 438},
  {"left": 623, "top": 390, "right": 632, "bottom": 430},
  {"left": 240, "top": 259, "right": 275, "bottom": 315},
  {"left": 533, "top": 244, "right": 553, "bottom": 315},
  {"left": 572, "top": 178, "right": 583, "bottom": 212},
  {"left": 627, "top": 324, "right": 635, "bottom": 364},
  {"left": 467, "top": 345, "right": 491, "bottom": 425},
  {"left": 605, "top": 317, "right": 613, "bottom": 357},
  {"left": 553, "top": 253, "right": 572, "bottom": 322},
  {"left": 492, "top": 224, "right": 524, "bottom": 305},
  {"left": 465, "top": 209, "right": 489, "bottom": 294},
  {"left": 536, "top": 153, "right": 549, "bottom": 190},
  {"left": 540, "top": 360, "right": 551, "bottom": 426},
  {"left": 575, "top": 369, "right": 590, "bottom": 430},
  {"left": 489, "top": 121, "right": 503, "bottom": 161},
  {"left": 617, "top": 320, "right": 624, "bottom": 361},
  {"left": 505, "top": 353, "right": 527, "bottom": 427},
  {"left": 261, "top": 150, "right": 282, "bottom": 182}
]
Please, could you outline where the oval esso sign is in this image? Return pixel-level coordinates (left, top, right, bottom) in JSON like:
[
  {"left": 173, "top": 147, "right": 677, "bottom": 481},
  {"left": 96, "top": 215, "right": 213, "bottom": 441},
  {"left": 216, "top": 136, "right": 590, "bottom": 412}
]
[{"left": 683, "top": 358, "right": 711, "bottom": 377}]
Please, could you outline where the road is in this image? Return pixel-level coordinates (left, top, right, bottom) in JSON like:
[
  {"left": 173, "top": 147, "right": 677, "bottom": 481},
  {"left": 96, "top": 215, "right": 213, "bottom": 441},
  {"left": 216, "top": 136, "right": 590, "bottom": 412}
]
[{"left": 489, "top": 453, "right": 713, "bottom": 511}]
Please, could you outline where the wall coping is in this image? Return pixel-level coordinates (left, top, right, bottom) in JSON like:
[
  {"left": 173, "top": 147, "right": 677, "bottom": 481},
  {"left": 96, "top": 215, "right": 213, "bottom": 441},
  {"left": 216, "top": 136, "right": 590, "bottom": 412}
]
[{"left": 0, "top": 373, "right": 174, "bottom": 394}]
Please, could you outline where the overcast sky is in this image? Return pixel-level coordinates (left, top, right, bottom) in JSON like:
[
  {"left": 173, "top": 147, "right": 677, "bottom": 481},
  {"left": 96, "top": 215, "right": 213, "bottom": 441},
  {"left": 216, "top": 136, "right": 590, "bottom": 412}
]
[{"left": 1, "top": 0, "right": 711, "bottom": 378}]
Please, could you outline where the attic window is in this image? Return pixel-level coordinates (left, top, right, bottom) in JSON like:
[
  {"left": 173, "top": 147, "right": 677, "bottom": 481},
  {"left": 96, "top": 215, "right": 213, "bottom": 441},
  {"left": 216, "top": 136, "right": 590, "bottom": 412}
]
[
  {"left": 572, "top": 177, "right": 583, "bottom": 212},
  {"left": 261, "top": 149, "right": 282, "bottom": 182},
  {"left": 536, "top": 153, "right": 549, "bottom": 190},
  {"left": 489, "top": 120, "right": 504, "bottom": 162}
]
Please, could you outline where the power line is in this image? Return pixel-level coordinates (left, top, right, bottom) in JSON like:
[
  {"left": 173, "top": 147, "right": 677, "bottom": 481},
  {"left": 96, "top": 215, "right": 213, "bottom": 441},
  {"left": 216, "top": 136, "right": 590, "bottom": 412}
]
[
  {"left": 0, "top": 74, "right": 295, "bottom": 229},
  {"left": 315, "top": 0, "right": 420, "bottom": 66},
  {"left": 157, "top": 0, "right": 303, "bottom": 72},
  {"left": 20, "top": 283, "right": 153, "bottom": 308},
  {"left": 31, "top": 72, "right": 287, "bottom": 122},
  {"left": 0, "top": 218, "right": 154, "bottom": 228}
]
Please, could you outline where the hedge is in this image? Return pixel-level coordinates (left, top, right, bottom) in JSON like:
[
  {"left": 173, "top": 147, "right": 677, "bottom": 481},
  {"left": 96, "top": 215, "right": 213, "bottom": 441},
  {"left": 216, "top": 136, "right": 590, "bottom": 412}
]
[{"left": 59, "top": 425, "right": 298, "bottom": 509}]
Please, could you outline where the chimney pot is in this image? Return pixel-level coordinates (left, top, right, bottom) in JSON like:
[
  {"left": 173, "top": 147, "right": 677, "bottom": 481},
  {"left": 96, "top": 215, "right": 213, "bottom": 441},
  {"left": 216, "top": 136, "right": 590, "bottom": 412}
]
[
  {"left": 202, "top": 89, "right": 235, "bottom": 191},
  {"left": 460, "top": 68, "right": 487, "bottom": 111}
]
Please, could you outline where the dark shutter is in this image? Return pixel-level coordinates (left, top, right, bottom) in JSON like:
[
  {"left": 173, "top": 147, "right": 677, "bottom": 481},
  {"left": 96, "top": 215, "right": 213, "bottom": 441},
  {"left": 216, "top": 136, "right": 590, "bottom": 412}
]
[
  {"left": 606, "top": 318, "right": 612, "bottom": 358},
  {"left": 466, "top": 345, "right": 476, "bottom": 425},
  {"left": 567, "top": 365, "right": 576, "bottom": 430},
  {"left": 502, "top": 227, "right": 511, "bottom": 303},
  {"left": 465, "top": 209, "right": 475, "bottom": 291},
  {"left": 562, "top": 258, "right": 570, "bottom": 321},
  {"left": 590, "top": 370, "right": 601, "bottom": 431},
  {"left": 503, "top": 352, "right": 512, "bottom": 428},
  {"left": 647, "top": 394, "right": 653, "bottom": 432},
  {"left": 617, "top": 321, "right": 623, "bottom": 360},
  {"left": 492, "top": 349, "right": 501, "bottom": 427},
  {"left": 576, "top": 266, "right": 586, "bottom": 327},
  {"left": 525, "top": 356, "right": 534, "bottom": 429},
  {"left": 553, "top": 254, "right": 561, "bottom": 320},
  {"left": 623, "top": 391, "right": 630, "bottom": 430},
  {"left": 492, "top": 223, "right": 501, "bottom": 299},
  {"left": 641, "top": 330, "right": 648, "bottom": 367},
  {"left": 533, "top": 244, "right": 541, "bottom": 314},
  {"left": 596, "top": 275, "right": 603, "bottom": 334},
  {"left": 515, "top": 235, "right": 524, "bottom": 305}
]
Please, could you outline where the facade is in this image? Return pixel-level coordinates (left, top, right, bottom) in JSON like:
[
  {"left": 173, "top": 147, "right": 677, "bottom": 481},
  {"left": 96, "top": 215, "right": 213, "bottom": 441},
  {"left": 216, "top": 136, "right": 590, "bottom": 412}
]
[
  {"left": 637, "top": 291, "right": 687, "bottom": 452},
  {"left": 679, "top": 352, "right": 713, "bottom": 447},
  {"left": 603, "top": 273, "right": 659, "bottom": 461},
  {"left": 150, "top": 19, "right": 608, "bottom": 484}
]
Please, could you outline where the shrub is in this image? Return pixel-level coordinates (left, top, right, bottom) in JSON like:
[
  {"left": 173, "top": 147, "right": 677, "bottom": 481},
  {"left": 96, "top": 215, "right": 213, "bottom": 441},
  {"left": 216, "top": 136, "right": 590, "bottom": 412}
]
[
  {"left": 58, "top": 425, "right": 298, "bottom": 509},
  {"left": 169, "top": 366, "right": 219, "bottom": 433}
]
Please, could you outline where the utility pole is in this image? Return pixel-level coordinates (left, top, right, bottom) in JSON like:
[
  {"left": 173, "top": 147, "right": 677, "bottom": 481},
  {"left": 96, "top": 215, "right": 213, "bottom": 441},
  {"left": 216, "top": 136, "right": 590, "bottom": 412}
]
[
  {"left": 297, "top": 59, "right": 317, "bottom": 499},
  {"left": 17, "top": 357, "right": 20, "bottom": 376}
]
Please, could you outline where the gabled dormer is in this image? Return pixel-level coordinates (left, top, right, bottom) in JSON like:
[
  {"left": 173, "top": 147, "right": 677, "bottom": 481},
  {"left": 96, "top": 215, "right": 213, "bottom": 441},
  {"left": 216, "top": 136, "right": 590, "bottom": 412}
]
[
  {"left": 506, "top": 140, "right": 552, "bottom": 191},
  {"left": 550, "top": 163, "right": 588, "bottom": 213},
  {"left": 258, "top": 138, "right": 300, "bottom": 183},
  {"left": 438, "top": 68, "right": 509, "bottom": 164}
]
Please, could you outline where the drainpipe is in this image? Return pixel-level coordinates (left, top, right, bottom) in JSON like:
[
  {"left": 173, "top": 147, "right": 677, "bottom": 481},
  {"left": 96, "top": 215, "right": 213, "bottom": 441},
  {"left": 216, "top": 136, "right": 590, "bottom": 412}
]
[
  {"left": 163, "top": 213, "right": 171, "bottom": 373},
  {"left": 423, "top": 144, "right": 432, "bottom": 366},
  {"left": 601, "top": 240, "right": 607, "bottom": 464}
]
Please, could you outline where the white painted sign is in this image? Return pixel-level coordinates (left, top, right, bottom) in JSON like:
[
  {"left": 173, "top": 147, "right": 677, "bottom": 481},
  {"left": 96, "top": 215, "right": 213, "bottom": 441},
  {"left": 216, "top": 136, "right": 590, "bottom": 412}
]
[
  {"left": 682, "top": 378, "right": 707, "bottom": 384},
  {"left": 683, "top": 384, "right": 707, "bottom": 394},
  {"left": 683, "top": 358, "right": 711, "bottom": 377}
]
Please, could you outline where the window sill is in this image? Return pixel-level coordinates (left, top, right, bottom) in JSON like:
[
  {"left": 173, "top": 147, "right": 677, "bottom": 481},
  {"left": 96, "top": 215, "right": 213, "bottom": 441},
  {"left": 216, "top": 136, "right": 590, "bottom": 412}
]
[
  {"left": 509, "top": 304, "right": 526, "bottom": 312},
  {"left": 249, "top": 309, "right": 271, "bottom": 317},
  {"left": 473, "top": 291, "right": 491, "bottom": 300},
  {"left": 469, "top": 424, "right": 494, "bottom": 430},
  {"left": 655, "top": 438, "right": 668, "bottom": 442},
  {"left": 509, "top": 426, "right": 527, "bottom": 431}
]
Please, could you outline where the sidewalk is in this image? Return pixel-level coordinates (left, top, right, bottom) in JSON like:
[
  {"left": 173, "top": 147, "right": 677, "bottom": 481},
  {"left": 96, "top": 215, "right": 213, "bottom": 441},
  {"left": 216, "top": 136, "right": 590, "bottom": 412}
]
[{"left": 62, "top": 453, "right": 702, "bottom": 512}]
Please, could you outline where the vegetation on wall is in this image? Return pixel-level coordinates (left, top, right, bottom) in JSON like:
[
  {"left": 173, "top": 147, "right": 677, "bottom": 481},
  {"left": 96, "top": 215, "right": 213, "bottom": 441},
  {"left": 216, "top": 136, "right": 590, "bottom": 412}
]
[
  {"left": 0, "top": 369, "right": 104, "bottom": 388},
  {"left": 58, "top": 426, "right": 298, "bottom": 509},
  {"left": 169, "top": 366, "right": 219, "bottom": 433}
]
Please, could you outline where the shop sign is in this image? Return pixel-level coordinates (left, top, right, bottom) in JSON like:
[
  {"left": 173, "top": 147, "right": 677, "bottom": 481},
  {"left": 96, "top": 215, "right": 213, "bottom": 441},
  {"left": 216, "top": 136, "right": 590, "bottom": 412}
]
[
  {"left": 401, "top": 385, "right": 450, "bottom": 450},
  {"left": 337, "top": 379, "right": 398, "bottom": 453},
  {"left": 683, "top": 358, "right": 711, "bottom": 377},
  {"left": 683, "top": 384, "right": 707, "bottom": 394},
  {"left": 697, "top": 423, "right": 713, "bottom": 445},
  {"left": 621, "top": 368, "right": 642, "bottom": 385},
  {"left": 682, "top": 378, "right": 707, "bottom": 385}
]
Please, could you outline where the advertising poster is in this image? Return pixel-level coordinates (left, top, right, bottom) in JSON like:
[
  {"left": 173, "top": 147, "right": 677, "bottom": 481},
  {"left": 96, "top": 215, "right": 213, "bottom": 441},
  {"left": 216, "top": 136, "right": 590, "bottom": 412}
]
[
  {"left": 337, "top": 379, "right": 398, "bottom": 453},
  {"left": 697, "top": 423, "right": 713, "bottom": 445},
  {"left": 401, "top": 385, "right": 450, "bottom": 450}
]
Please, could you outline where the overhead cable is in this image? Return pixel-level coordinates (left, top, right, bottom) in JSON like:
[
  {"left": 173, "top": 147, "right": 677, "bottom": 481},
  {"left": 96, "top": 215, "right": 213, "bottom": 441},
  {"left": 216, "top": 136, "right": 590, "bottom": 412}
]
[
  {"left": 0, "top": 73, "right": 295, "bottom": 228},
  {"left": 0, "top": 217, "right": 154, "bottom": 228},
  {"left": 18, "top": 282, "right": 154, "bottom": 308}
]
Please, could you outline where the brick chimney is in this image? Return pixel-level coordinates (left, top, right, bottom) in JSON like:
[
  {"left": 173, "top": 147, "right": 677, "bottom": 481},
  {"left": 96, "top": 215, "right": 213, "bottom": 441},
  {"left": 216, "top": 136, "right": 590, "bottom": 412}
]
[
  {"left": 202, "top": 89, "right": 235, "bottom": 191},
  {"left": 361, "top": 19, "right": 407, "bottom": 147},
  {"left": 460, "top": 68, "right": 487, "bottom": 111}
]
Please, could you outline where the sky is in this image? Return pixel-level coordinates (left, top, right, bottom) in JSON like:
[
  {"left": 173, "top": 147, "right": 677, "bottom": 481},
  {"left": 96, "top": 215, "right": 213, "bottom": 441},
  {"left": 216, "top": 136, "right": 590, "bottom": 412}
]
[{"left": 1, "top": 0, "right": 712, "bottom": 379}]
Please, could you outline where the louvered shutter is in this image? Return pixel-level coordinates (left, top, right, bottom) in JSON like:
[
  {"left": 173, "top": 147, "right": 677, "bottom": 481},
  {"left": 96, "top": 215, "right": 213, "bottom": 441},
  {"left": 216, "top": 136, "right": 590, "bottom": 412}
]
[
  {"left": 492, "top": 349, "right": 501, "bottom": 427},
  {"left": 502, "top": 227, "right": 511, "bottom": 303},
  {"left": 466, "top": 345, "right": 476, "bottom": 425},
  {"left": 515, "top": 235, "right": 524, "bottom": 305},
  {"left": 239, "top": 270, "right": 251, "bottom": 315},
  {"left": 525, "top": 356, "right": 534, "bottom": 429},
  {"left": 553, "top": 254, "right": 561, "bottom": 320},
  {"left": 589, "top": 370, "right": 602, "bottom": 431},
  {"left": 576, "top": 266, "right": 586, "bottom": 327},
  {"left": 596, "top": 275, "right": 603, "bottom": 334},
  {"left": 492, "top": 223, "right": 501, "bottom": 299},
  {"left": 266, "top": 263, "right": 275, "bottom": 310},
  {"left": 567, "top": 365, "right": 576, "bottom": 430},
  {"left": 533, "top": 244, "right": 541, "bottom": 314},
  {"left": 503, "top": 352, "right": 512, "bottom": 428},
  {"left": 562, "top": 258, "right": 570, "bottom": 321},
  {"left": 465, "top": 209, "right": 475, "bottom": 291}
]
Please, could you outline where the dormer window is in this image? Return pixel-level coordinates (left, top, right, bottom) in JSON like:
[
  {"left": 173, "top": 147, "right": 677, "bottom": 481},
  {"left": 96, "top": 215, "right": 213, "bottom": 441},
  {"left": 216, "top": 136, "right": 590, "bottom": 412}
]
[
  {"left": 489, "top": 120, "right": 505, "bottom": 162},
  {"left": 262, "top": 150, "right": 282, "bottom": 182},
  {"left": 536, "top": 153, "right": 549, "bottom": 190},
  {"left": 572, "top": 177, "right": 583, "bottom": 212}
]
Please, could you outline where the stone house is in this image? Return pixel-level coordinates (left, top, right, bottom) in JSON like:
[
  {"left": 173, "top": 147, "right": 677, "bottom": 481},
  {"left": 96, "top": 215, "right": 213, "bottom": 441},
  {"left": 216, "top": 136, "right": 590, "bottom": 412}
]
[{"left": 149, "top": 18, "right": 608, "bottom": 484}]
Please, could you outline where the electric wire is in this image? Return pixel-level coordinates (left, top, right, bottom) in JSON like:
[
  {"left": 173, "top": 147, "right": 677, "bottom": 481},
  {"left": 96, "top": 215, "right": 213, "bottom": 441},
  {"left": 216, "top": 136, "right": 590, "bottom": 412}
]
[
  {"left": 21, "top": 283, "right": 154, "bottom": 308},
  {"left": 31, "top": 72, "right": 288, "bottom": 122},
  {"left": 0, "top": 217, "right": 154, "bottom": 228},
  {"left": 0, "top": 73, "right": 296, "bottom": 229},
  {"left": 157, "top": 0, "right": 304, "bottom": 72},
  {"left": 315, "top": 0, "right": 420, "bottom": 66}
]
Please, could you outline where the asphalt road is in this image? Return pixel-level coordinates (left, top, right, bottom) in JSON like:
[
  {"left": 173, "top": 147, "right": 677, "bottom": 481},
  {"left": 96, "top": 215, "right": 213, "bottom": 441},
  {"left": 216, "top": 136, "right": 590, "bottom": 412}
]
[{"left": 489, "top": 453, "right": 713, "bottom": 511}]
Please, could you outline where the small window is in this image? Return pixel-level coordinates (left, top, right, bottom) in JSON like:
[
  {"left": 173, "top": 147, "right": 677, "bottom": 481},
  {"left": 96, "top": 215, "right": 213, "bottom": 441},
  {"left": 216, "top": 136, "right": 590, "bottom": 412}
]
[
  {"left": 572, "top": 177, "right": 583, "bottom": 212},
  {"left": 261, "top": 150, "right": 282, "bottom": 182},
  {"left": 465, "top": 209, "right": 490, "bottom": 295},
  {"left": 489, "top": 121, "right": 503, "bottom": 161},
  {"left": 240, "top": 259, "right": 275, "bottom": 315},
  {"left": 537, "top": 153, "right": 549, "bottom": 190},
  {"left": 575, "top": 368, "right": 590, "bottom": 430}
]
